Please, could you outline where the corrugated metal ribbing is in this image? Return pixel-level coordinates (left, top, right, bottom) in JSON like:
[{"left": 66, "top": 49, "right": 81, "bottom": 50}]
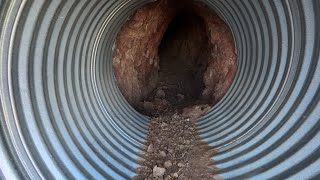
[
  {"left": 198, "top": 0, "right": 320, "bottom": 179},
  {"left": 0, "top": 0, "right": 319, "bottom": 179}
]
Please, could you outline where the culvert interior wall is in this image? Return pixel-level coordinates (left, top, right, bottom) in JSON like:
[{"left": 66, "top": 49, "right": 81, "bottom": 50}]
[{"left": 0, "top": 0, "right": 319, "bottom": 179}]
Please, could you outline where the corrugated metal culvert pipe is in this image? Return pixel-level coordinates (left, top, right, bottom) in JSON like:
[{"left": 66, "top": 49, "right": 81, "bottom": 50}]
[{"left": 0, "top": 0, "right": 319, "bottom": 179}]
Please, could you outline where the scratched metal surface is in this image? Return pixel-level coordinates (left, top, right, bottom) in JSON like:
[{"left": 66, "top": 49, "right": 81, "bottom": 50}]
[{"left": 0, "top": 0, "right": 319, "bottom": 179}]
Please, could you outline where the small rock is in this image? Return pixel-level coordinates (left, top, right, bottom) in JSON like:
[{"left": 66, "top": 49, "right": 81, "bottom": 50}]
[
  {"left": 185, "top": 140, "right": 190, "bottom": 145},
  {"left": 159, "top": 151, "right": 166, "bottom": 157},
  {"left": 163, "top": 85, "right": 169, "bottom": 89},
  {"left": 172, "top": 173, "right": 179, "bottom": 178},
  {"left": 154, "top": 97, "right": 162, "bottom": 102},
  {"left": 177, "top": 93, "right": 185, "bottom": 100},
  {"left": 182, "top": 105, "right": 211, "bottom": 119},
  {"left": 156, "top": 89, "right": 166, "bottom": 98},
  {"left": 153, "top": 166, "right": 166, "bottom": 179},
  {"left": 147, "top": 144, "right": 154, "bottom": 153},
  {"left": 161, "top": 122, "right": 167, "bottom": 127},
  {"left": 213, "top": 175, "right": 222, "bottom": 180},
  {"left": 161, "top": 99, "right": 170, "bottom": 106},
  {"left": 164, "top": 160, "right": 172, "bottom": 168},
  {"left": 177, "top": 162, "right": 185, "bottom": 168},
  {"left": 168, "top": 149, "right": 173, "bottom": 154},
  {"left": 143, "top": 101, "right": 154, "bottom": 112}
]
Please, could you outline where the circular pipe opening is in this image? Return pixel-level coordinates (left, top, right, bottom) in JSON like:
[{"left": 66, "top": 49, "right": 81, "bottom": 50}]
[{"left": 113, "top": 0, "right": 237, "bottom": 117}]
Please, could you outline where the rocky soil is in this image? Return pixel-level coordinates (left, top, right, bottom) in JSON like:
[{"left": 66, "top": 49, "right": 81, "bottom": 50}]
[
  {"left": 112, "top": 0, "right": 175, "bottom": 107},
  {"left": 137, "top": 11, "right": 210, "bottom": 117},
  {"left": 134, "top": 108, "right": 220, "bottom": 180}
]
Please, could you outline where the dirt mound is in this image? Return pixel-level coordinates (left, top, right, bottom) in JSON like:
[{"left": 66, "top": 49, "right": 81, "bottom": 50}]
[{"left": 134, "top": 112, "right": 218, "bottom": 180}]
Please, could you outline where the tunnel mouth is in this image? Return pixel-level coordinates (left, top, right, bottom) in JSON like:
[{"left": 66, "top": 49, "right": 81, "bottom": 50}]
[
  {"left": 140, "top": 11, "right": 210, "bottom": 116},
  {"left": 113, "top": 0, "right": 237, "bottom": 117}
]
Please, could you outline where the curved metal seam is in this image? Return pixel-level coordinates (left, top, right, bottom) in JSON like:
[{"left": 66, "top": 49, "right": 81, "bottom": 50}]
[
  {"left": 90, "top": 0, "right": 144, "bottom": 147},
  {"left": 5, "top": 0, "right": 46, "bottom": 179},
  {"left": 213, "top": 0, "right": 295, "bottom": 151}
]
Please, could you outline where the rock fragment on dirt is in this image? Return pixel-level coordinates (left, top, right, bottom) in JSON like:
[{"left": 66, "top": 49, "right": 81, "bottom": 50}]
[
  {"left": 153, "top": 166, "right": 166, "bottom": 179},
  {"left": 177, "top": 162, "right": 185, "bottom": 168},
  {"left": 164, "top": 160, "right": 172, "bottom": 168},
  {"left": 147, "top": 144, "right": 154, "bottom": 153},
  {"left": 159, "top": 151, "right": 167, "bottom": 157},
  {"left": 172, "top": 173, "right": 179, "bottom": 178},
  {"left": 182, "top": 104, "right": 211, "bottom": 119},
  {"left": 156, "top": 89, "right": 166, "bottom": 98},
  {"left": 177, "top": 93, "right": 185, "bottom": 100}
]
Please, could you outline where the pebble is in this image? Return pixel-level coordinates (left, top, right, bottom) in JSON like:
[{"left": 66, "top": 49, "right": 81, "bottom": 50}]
[
  {"left": 161, "top": 86, "right": 168, "bottom": 90},
  {"left": 143, "top": 101, "right": 154, "bottom": 112},
  {"left": 182, "top": 105, "right": 211, "bottom": 119},
  {"left": 172, "top": 173, "right": 179, "bottom": 178},
  {"left": 185, "top": 140, "right": 190, "bottom": 145},
  {"left": 159, "top": 151, "right": 167, "bottom": 157},
  {"left": 164, "top": 160, "right": 172, "bottom": 168},
  {"left": 177, "top": 93, "right": 185, "bottom": 100},
  {"left": 177, "top": 162, "right": 185, "bottom": 168},
  {"left": 156, "top": 89, "right": 166, "bottom": 98},
  {"left": 213, "top": 175, "right": 222, "bottom": 180},
  {"left": 161, "top": 122, "right": 167, "bottom": 127},
  {"left": 147, "top": 144, "right": 154, "bottom": 153},
  {"left": 153, "top": 166, "right": 166, "bottom": 179}
]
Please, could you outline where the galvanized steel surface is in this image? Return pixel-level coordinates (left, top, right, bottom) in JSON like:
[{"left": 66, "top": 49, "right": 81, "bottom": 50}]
[{"left": 0, "top": 0, "right": 319, "bottom": 179}]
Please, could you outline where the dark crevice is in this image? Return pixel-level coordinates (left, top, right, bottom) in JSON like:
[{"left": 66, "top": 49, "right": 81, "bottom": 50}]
[{"left": 141, "top": 11, "right": 210, "bottom": 116}]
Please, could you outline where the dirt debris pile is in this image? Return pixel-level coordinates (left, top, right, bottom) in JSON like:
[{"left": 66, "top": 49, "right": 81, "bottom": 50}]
[{"left": 134, "top": 112, "right": 219, "bottom": 180}]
